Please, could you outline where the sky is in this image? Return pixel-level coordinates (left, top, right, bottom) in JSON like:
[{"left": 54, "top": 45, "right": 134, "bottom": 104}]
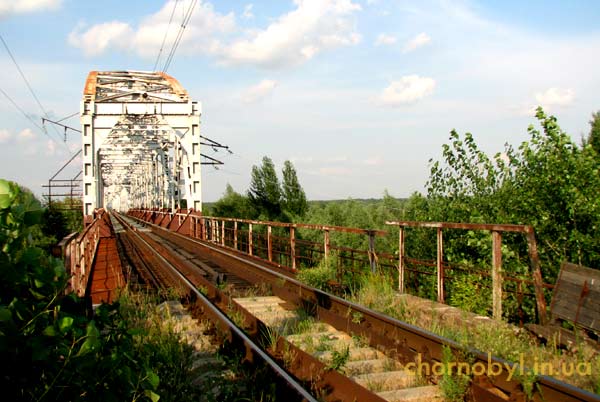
[{"left": 1, "top": 0, "right": 599, "bottom": 202}]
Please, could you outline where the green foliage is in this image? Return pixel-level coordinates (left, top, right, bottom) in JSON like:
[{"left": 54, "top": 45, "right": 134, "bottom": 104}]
[
  {"left": 248, "top": 156, "right": 283, "bottom": 220},
  {"left": 0, "top": 179, "right": 200, "bottom": 401},
  {"left": 211, "top": 184, "right": 257, "bottom": 219},
  {"left": 281, "top": 160, "right": 308, "bottom": 217},
  {"left": 425, "top": 107, "right": 600, "bottom": 283},
  {"left": 296, "top": 258, "right": 337, "bottom": 291},
  {"left": 586, "top": 110, "right": 600, "bottom": 154},
  {"left": 439, "top": 346, "right": 470, "bottom": 402},
  {"left": 212, "top": 157, "right": 308, "bottom": 222},
  {"left": 327, "top": 345, "right": 350, "bottom": 372},
  {"left": 447, "top": 272, "right": 490, "bottom": 315}
]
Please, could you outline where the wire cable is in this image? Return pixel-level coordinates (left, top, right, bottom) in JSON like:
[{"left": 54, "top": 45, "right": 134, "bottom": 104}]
[
  {"left": 0, "top": 85, "right": 46, "bottom": 133},
  {"left": 0, "top": 33, "right": 67, "bottom": 147},
  {"left": 162, "top": 0, "right": 198, "bottom": 73},
  {"left": 56, "top": 111, "right": 79, "bottom": 123},
  {"left": 153, "top": 0, "right": 179, "bottom": 71}
]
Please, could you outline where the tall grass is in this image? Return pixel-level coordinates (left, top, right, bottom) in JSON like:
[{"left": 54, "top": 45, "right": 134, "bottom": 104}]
[{"left": 347, "top": 272, "right": 600, "bottom": 394}]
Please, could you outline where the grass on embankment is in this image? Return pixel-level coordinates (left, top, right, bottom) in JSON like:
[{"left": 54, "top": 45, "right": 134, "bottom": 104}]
[
  {"left": 113, "top": 288, "right": 279, "bottom": 402},
  {"left": 349, "top": 272, "right": 600, "bottom": 396},
  {"left": 296, "top": 262, "right": 599, "bottom": 397}
]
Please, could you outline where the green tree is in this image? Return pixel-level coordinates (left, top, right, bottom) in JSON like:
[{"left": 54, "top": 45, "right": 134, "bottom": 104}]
[
  {"left": 425, "top": 107, "right": 600, "bottom": 280},
  {"left": 281, "top": 160, "right": 308, "bottom": 217},
  {"left": 248, "top": 156, "right": 282, "bottom": 219},
  {"left": 211, "top": 183, "right": 256, "bottom": 219},
  {"left": 586, "top": 110, "right": 600, "bottom": 154}
]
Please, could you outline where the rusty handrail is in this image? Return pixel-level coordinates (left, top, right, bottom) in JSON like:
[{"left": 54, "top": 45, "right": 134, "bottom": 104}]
[{"left": 386, "top": 220, "right": 548, "bottom": 324}]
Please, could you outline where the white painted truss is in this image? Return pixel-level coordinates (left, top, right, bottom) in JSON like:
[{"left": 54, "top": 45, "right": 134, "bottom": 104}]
[{"left": 80, "top": 70, "right": 202, "bottom": 216}]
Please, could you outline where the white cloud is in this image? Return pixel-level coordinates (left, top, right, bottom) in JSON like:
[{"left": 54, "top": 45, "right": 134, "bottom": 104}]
[
  {"left": 0, "top": 129, "right": 11, "bottom": 143},
  {"left": 45, "top": 139, "right": 56, "bottom": 155},
  {"left": 327, "top": 155, "right": 348, "bottom": 162},
  {"left": 291, "top": 156, "right": 314, "bottom": 164},
  {"left": 402, "top": 32, "right": 431, "bottom": 53},
  {"left": 17, "top": 128, "right": 35, "bottom": 141},
  {"left": 535, "top": 87, "right": 575, "bottom": 107},
  {"left": 319, "top": 166, "right": 352, "bottom": 176},
  {"left": 240, "top": 79, "right": 277, "bottom": 103},
  {"left": 374, "top": 33, "right": 396, "bottom": 46},
  {"left": 216, "top": 0, "right": 362, "bottom": 67},
  {"left": 68, "top": 21, "right": 133, "bottom": 57},
  {"left": 242, "top": 4, "right": 254, "bottom": 19},
  {"left": 68, "top": 1, "right": 235, "bottom": 59},
  {"left": 364, "top": 156, "right": 382, "bottom": 166},
  {"left": 378, "top": 75, "right": 435, "bottom": 106},
  {"left": 68, "top": 0, "right": 361, "bottom": 68},
  {"left": 0, "top": 0, "right": 61, "bottom": 18}
]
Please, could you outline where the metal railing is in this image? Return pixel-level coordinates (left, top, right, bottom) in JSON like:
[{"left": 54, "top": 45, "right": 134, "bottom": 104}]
[
  {"left": 128, "top": 208, "right": 551, "bottom": 324},
  {"left": 58, "top": 209, "right": 113, "bottom": 297}
]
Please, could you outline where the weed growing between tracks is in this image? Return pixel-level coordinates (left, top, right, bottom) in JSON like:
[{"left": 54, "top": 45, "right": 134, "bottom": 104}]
[{"left": 348, "top": 272, "right": 600, "bottom": 395}]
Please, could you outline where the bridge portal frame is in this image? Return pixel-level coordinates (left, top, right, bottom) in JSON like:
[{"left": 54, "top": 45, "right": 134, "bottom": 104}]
[{"left": 80, "top": 71, "right": 202, "bottom": 219}]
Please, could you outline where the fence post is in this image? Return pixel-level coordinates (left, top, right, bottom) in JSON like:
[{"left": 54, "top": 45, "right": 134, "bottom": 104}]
[
  {"left": 234, "top": 221, "right": 238, "bottom": 250},
  {"left": 368, "top": 231, "right": 376, "bottom": 273},
  {"left": 437, "top": 227, "right": 445, "bottom": 304},
  {"left": 492, "top": 230, "right": 503, "bottom": 320},
  {"left": 398, "top": 227, "right": 405, "bottom": 293},
  {"left": 248, "top": 223, "right": 253, "bottom": 256},
  {"left": 221, "top": 220, "right": 225, "bottom": 246},
  {"left": 526, "top": 228, "right": 548, "bottom": 325},
  {"left": 290, "top": 226, "right": 296, "bottom": 270},
  {"left": 324, "top": 229, "right": 330, "bottom": 261},
  {"left": 267, "top": 225, "right": 273, "bottom": 262}
]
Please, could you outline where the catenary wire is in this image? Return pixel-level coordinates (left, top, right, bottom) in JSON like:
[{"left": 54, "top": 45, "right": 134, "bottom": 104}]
[
  {"left": 162, "top": 0, "right": 197, "bottom": 73},
  {"left": 0, "top": 33, "right": 68, "bottom": 148},
  {"left": 153, "top": 0, "right": 179, "bottom": 71},
  {"left": 0, "top": 85, "right": 46, "bottom": 133}
]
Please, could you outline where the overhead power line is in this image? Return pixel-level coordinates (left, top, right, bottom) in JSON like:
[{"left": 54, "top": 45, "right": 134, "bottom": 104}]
[
  {"left": 0, "top": 33, "right": 67, "bottom": 148},
  {"left": 0, "top": 85, "right": 46, "bottom": 133},
  {"left": 162, "top": 0, "right": 198, "bottom": 73},
  {"left": 153, "top": 0, "right": 179, "bottom": 71},
  {"left": 57, "top": 111, "right": 79, "bottom": 123}
]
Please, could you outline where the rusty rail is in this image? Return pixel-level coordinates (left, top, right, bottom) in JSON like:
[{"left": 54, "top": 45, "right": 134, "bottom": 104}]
[{"left": 111, "top": 212, "right": 321, "bottom": 402}]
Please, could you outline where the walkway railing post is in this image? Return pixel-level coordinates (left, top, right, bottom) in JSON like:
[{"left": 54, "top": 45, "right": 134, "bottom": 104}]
[
  {"left": 492, "top": 230, "right": 503, "bottom": 320},
  {"left": 368, "top": 231, "right": 376, "bottom": 273},
  {"left": 398, "top": 227, "right": 405, "bottom": 293},
  {"left": 437, "top": 227, "right": 445, "bottom": 304},
  {"left": 248, "top": 223, "right": 253, "bottom": 256},
  {"left": 234, "top": 221, "right": 238, "bottom": 250},
  {"left": 267, "top": 225, "right": 273, "bottom": 262},
  {"left": 526, "top": 228, "right": 548, "bottom": 325},
  {"left": 290, "top": 226, "right": 296, "bottom": 270},
  {"left": 323, "top": 229, "right": 330, "bottom": 262},
  {"left": 221, "top": 220, "right": 225, "bottom": 246}
]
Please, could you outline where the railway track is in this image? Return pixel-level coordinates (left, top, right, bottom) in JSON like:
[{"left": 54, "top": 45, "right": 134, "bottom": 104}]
[{"left": 112, "top": 211, "right": 600, "bottom": 402}]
